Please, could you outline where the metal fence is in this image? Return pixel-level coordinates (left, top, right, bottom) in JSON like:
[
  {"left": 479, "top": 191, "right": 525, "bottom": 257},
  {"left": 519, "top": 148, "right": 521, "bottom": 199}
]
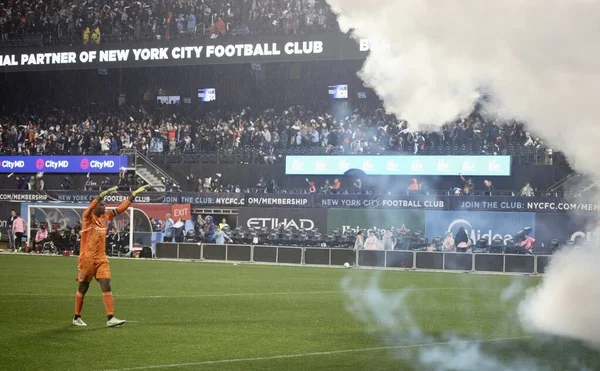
[{"left": 156, "top": 243, "right": 551, "bottom": 274}]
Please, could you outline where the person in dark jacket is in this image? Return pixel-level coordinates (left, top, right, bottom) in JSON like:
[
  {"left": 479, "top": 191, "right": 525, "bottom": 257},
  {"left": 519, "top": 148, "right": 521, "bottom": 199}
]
[
  {"left": 454, "top": 227, "right": 470, "bottom": 251},
  {"left": 7, "top": 209, "right": 16, "bottom": 250},
  {"left": 194, "top": 215, "right": 205, "bottom": 242},
  {"left": 173, "top": 218, "right": 186, "bottom": 243}
]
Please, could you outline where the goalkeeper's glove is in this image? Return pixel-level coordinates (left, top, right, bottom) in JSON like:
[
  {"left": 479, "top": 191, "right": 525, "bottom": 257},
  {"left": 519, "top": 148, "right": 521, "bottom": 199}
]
[
  {"left": 132, "top": 184, "right": 152, "bottom": 197},
  {"left": 99, "top": 186, "right": 119, "bottom": 198}
]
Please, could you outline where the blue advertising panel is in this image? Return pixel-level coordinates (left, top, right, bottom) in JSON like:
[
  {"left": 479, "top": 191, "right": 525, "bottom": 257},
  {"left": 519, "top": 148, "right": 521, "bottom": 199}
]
[
  {"left": 534, "top": 213, "right": 599, "bottom": 245},
  {"left": 0, "top": 156, "right": 127, "bottom": 173},
  {"left": 424, "top": 211, "right": 535, "bottom": 244},
  {"left": 286, "top": 155, "right": 511, "bottom": 176}
]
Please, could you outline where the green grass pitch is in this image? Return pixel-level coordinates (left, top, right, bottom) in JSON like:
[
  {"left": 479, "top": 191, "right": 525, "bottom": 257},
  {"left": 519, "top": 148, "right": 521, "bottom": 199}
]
[{"left": 0, "top": 255, "right": 598, "bottom": 370}]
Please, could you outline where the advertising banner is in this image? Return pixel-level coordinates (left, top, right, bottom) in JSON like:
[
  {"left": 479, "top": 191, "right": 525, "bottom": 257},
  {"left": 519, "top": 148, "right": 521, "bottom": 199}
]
[
  {"left": 534, "top": 213, "right": 599, "bottom": 245},
  {"left": 166, "top": 192, "right": 245, "bottom": 207},
  {"left": 424, "top": 211, "right": 536, "bottom": 245},
  {"left": 0, "top": 190, "right": 597, "bottom": 216},
  {"left": 317, "top": 195, "right": 445, "bottom": 210},
  {"left": 449, "top": 197, "right": 600, "bottom": 213},
  {"left": 326, "top": 208, "right": 425, "bottom": 235},
  {"left": 244, "top": 194, "right": 313, "bottom": 208},
  {"left": 286, "top": 155, "right": 511, "bottom": 176},
  {"left": 237, "top": 208, "right": 327, "bottom": 231},
  {"left": 0, "top": 156, "right": 127, "bottom": 174},
  {"left": 0, "top": 33, "right": 368, "bottom": 73}
]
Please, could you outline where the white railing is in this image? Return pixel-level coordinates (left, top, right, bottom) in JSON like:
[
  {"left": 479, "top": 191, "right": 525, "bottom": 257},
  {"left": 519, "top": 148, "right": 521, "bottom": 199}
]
[{"left": 155, "top": 243, "right": 551, "bottom": 275}]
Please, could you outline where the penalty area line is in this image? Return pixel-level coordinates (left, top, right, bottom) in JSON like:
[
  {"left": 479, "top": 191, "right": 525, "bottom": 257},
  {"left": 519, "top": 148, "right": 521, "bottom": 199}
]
[{"left": 102, "top": 335, "right": 534, "bottom": 371}]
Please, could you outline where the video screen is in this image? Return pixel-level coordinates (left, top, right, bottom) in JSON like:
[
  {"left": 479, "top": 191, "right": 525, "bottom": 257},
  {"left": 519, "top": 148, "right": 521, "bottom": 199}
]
[
  {"left": 157, "top": 95, "right": 181, "bottom": 105},
  {"left": 198, "top": 88, "right": 217, "bottom": 102},
  {"left": 328, "top": 84, "right": 348, "bottom": 99}
]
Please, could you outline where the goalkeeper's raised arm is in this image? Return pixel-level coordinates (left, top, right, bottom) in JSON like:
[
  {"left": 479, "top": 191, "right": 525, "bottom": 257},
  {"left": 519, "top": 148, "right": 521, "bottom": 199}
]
[{"left": 128, "top": 184, "right": 152, "bottom": 202}]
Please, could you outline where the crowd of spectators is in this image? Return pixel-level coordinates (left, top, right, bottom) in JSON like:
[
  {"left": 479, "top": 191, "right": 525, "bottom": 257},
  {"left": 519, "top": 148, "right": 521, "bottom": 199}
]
[
  {"left": 0, "top": 105, "right": 545, "bottom": 159},
  {"left": 0, "top": 0, "right": 337, "bottom": 47}
]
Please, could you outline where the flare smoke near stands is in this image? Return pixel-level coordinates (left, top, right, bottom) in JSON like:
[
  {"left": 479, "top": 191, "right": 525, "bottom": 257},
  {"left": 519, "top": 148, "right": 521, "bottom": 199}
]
[{"left": 328, "top": 0, "right": 600, "bottom": 347}]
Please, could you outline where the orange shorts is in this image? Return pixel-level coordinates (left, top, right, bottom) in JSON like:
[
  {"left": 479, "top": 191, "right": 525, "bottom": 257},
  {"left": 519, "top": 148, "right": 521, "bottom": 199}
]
[{"left": 77, "top": 259, "right": 111, "bottom": 282}]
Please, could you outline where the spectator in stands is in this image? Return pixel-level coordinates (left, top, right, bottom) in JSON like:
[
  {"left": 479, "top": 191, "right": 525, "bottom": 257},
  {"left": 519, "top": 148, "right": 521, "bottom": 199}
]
[
  {"left": 306, "top": 178, "right": 316, "bottom": 194},
  {"left": 7, "top": 209, "right": 16, "bottom": 250},
  {"left": 194, "top": 215, "right": 205, "bottom": 241},
  {"left": 382, "top": 230, "right": 396, "bottom": 250},
  {"left": 30, "top": 172, "right": 44, "bottom": 191},
  {"left": 442, "top": 231, "right": 455, "bottom": 252},
  {"left": 331, "top": 179, "right": 341, "bottom": 194},
  {"left": 520, "top": 183, "right": 535, "bottom": 197},
  {"left": 483, "top": 180, "right": 494, "bottom": 196},
  {"left": 454, "top": 227, "right": 469, "bottom": 252},
  {"left": 35, "top": 223, "right": 49, "bottom": 254},
  {"left": 61, "top": 176, "right": 73, "bottom": 190},
  {"left": 102, "top": 177, "right": 114, "bottom": 189},
  {"left": 364, "top": 231, "right": 382, "bottom": 250},
  {"left": 519, "top": 233, "right": 536, "bottom": 254},
  {"left": 219, "top": 218, "right": 229, "bottom": 230},
  {"left": 14, "top": 176, "right": 27, "bottom": 190},
  {"left": 162, "top": 213, "right": 174, "bottom": 242},
  {"left": 12, "top": 212, "right": 26, "bottom": 251},
  {"left": 321, "top": 179, "right": 331, "bottom": 194},
  {"left": 203, "top": 216, "right": 216, "bottom": 243},
  {"left": 256, "top": 177, "right": 266, "bottom": 191},
  {"left": 0, "top": 105, "right": 536, "bottom": 159},
  {"left": 408, "top": 178, "right": 420, "bottom": 192},
  {"left": 266, "top": 179, "right": 278, "bottom": 193},
  {"left": 354, "top": 230, "right": 364, "bottom": 250},
  {"left": 214, "top": 226, "right": 232, "bottom": 245},
  {"left": 459, "top": 174, "right": 474, "bottom": 195},
  {"left": 353, "top": 178, "right": 362, "bottom": 194},
  {"left": 173, "top": 218, "right": 186, "bottom": 243},
  {"left": 73, "top": 221, "right": 82, "bottom": 237}
]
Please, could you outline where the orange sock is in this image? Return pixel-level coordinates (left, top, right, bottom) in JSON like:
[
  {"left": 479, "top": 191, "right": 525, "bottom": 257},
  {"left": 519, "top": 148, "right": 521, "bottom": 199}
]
[
  {"left": 75, "top": 291, "right": 85, "bottom": 316},
  {"left": 103, "top": 291, "right": 114, "bottom": 317}
]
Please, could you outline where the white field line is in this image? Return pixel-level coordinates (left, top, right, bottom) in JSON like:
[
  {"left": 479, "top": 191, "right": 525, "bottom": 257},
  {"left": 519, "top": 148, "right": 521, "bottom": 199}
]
[
  {"left": 0, "top": 287, "right": 500, "bottom": 302},
  {"left": 102, "top": 336, "right": 534, "bottom": 371}
]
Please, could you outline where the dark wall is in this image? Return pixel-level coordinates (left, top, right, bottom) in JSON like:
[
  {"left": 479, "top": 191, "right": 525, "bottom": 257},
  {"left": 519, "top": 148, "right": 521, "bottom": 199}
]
[
  {"left": 0, "top": 163, "right": 572, "bottom": 192},
  {"left": 162, "top": 162, "right": 573, "bottom": 193}
]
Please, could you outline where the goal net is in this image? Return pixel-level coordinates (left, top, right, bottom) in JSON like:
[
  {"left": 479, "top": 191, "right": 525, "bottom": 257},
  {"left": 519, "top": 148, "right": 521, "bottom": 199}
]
[{"left": 26, "top": 204, "right": 154, "bottom": 256}]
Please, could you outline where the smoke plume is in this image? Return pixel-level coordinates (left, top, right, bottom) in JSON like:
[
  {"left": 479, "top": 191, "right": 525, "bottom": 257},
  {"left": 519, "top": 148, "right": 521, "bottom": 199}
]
[
  {"left": 326, "top": 0, "right": 600, "bottom": 176},
  {"left": 519, "top": 247, "right": 600, "bottom": 347},
  {"left": 327, "top": 0, "right": 600, "bottom": 344}
]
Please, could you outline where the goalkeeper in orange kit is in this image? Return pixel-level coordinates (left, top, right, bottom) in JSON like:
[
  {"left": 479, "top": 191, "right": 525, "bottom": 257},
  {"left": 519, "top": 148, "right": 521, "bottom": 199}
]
[{"left": 72, "top": 184, "right": 150, "bottom": 327}]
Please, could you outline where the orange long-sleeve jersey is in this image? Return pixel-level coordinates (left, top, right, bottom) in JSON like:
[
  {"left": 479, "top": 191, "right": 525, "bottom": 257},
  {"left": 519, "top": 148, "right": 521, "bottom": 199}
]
[{"left": 79, "top": 198, "right": 131, "bottom": 261}]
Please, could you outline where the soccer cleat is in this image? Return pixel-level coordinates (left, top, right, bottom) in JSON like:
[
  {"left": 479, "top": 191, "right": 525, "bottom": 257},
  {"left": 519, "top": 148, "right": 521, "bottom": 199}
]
[
  {"left": 107, "top": 317, "right": 126, "bottom": 327},
  {"left": 72, "top": 318, "right": 87, "bottom": 327}
]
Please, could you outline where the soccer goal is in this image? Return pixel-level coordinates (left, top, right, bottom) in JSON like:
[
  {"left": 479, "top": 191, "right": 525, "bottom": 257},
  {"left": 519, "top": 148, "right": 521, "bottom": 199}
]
[{"left": 26, "top": 204, "right": 154, "bottom": 256}]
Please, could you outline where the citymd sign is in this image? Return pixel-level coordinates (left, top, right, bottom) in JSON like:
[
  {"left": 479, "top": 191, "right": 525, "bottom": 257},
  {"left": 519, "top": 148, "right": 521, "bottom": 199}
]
[
  {"left": 286, "top": 155, "right": 511, "bottom": 176},
  {"left": 0, "top": 156, "right": 127, "bottom": 173}
]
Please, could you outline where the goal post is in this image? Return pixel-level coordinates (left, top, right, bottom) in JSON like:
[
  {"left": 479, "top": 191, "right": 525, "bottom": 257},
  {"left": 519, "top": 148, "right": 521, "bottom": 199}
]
[{"left": 26, "top": 204, "right": 154, "bottom": 256}]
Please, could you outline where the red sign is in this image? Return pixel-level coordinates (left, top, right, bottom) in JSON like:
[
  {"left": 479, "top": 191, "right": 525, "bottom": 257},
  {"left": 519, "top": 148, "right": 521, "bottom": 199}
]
[{"left": 107, "top": 203, "right": 191, "bottom": 221}]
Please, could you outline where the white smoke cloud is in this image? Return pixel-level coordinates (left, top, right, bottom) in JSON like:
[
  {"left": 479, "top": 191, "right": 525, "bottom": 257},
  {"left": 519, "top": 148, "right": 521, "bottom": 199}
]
[
  {"left": 341, "top": 274, "right": 541, "bottom": 370},
  {"left": 326, "top": 0, "right": 600, "bottom": 176},
  {"left": 327, "top": 0, "right": 600, "bottom": 344},
  {"left": 519, "top": 247, "right": 600, "bottom": 347}
]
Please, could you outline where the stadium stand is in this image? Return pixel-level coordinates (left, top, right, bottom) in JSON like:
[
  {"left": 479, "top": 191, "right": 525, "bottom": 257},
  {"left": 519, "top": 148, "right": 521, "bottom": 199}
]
[
  {"left": 0, "top": 106, "right": 546, "bottom": 157},
  {"left": 0, "top": 0, "right": 338, "bottom": 47}
]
